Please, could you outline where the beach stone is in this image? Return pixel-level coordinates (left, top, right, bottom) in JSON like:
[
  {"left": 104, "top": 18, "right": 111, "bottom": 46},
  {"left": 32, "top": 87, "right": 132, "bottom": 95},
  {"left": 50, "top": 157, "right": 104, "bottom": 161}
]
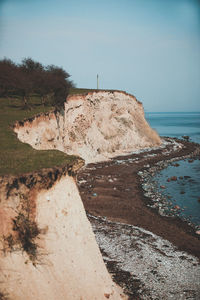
[
  {"left": 195, "top": 230, "right": 200, "bottom": 235},
  {"left": 179, "top": 176, "right": 183, "bottom": 179},
  {"left": 170, "top": 176, "right": 177, "bottom": 181},
  {"left": 174, "top": 205, "right": 180, "bottom": 210},
  {"left": 174, "top": 163, "right": 180, "bottom": 167},
  {"left": 182, "top": 135, "right": 190, "bottom": 141},
  {"left": 160, "top": 185, "right": 166, "bottom": 189},
  {"left": 188, "top": 159, "right": 194, "bottom": 163},
  {"left": 167, "top": 178, "right": 171, "bottom": 182},
  {"left": 172, "top": 163, "right": 180, "bottom": 167}
]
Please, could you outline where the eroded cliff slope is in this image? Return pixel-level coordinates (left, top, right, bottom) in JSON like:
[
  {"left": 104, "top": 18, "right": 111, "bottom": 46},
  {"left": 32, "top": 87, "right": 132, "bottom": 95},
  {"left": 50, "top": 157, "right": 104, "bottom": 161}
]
[
  {"left": 1, "top": 90, "right": 161, "bottom": 299},
  {"left": 0, "top": 162, "right": 125, "bottom": 300},
  {"left": 14, "top": 91, "right": 161, "bottom": 163}
]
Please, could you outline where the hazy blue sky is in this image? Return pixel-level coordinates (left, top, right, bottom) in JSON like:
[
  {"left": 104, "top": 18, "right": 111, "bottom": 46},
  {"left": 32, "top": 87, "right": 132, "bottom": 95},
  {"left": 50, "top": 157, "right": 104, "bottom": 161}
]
[{"left": 0, "top": 0, "right": 200, "bottom": 111}]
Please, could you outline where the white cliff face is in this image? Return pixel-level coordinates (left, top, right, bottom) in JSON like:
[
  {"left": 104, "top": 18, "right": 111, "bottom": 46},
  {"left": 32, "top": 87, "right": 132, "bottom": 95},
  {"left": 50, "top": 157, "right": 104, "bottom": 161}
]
[
  {"left": 1, "top": 91, "right": 161, "bottom": 299},
  {"left": 14, "top": 91, "right": 161, "bottom": 163},
  {"left": 0, "top": 175, "right": 125, "bottom": 300}
]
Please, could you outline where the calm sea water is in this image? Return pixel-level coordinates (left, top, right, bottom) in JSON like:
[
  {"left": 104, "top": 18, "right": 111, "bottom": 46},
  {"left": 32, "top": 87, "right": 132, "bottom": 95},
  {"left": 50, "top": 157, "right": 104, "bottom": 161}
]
[
  {"left": 145, "top": 112, "right": 200, "bottom": 144},
  {"left": 145, "top": 112, "right": 200, "bottom": 228}
]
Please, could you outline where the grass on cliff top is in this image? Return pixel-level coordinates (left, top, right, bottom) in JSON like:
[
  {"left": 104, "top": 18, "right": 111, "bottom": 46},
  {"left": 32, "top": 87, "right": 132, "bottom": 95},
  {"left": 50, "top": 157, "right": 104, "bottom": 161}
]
[
  {"left": 0, "top": 88, "right": 128, "bottom": 176},
  {"left": 69, "top": 87, "right": 125, "bottom": 96},
  {"left": 0, "top": 95, "right": 77, "bottom": 176}
]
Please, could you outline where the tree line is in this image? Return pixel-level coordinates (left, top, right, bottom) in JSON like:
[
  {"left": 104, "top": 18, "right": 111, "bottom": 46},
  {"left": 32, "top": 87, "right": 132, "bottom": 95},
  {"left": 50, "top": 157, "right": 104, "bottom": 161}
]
[{"left": 0, "top": 57, "right": 75, "bottom": 108}]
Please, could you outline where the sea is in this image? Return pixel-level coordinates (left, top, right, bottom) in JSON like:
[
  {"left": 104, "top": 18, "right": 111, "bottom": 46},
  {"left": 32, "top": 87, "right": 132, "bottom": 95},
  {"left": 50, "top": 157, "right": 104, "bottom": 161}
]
[{"left": 145, "top": 112, "right": 200, "bottom": 228}]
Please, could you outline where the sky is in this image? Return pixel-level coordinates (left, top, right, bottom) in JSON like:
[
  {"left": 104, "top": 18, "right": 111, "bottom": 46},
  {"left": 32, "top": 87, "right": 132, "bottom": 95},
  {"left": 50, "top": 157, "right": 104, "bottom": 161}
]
[{"left": 0, "top": 0, "right": 200, "bottom": 112}]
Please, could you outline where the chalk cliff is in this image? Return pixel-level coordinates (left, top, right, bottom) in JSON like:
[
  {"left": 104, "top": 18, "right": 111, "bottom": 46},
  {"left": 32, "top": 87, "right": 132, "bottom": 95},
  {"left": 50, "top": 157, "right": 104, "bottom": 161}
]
[
  {"left": 14, "top": 91, "right": 161, "bottom": 163},
  {"left": 1, "top": 90, "right": 160, "bottom": 299},
  {"left": 0, "top": 162, "right": 125, "bottom": 299}
]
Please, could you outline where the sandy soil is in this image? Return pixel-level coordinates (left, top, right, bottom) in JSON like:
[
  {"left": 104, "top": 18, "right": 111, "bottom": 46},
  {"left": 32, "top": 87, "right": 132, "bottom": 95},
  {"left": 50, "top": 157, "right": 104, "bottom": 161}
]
[{"left": 77, "top": 137, "right": 200, "bottom": 299}]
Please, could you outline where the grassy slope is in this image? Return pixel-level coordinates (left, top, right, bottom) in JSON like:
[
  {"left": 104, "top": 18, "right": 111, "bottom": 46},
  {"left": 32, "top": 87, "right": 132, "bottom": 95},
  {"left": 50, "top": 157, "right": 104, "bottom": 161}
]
[
  {"left": 0, "top": 95, "right": 77, "bottom": 176},
  {"left": 0, "top": 88, "right": 125, "bottom": 176}
]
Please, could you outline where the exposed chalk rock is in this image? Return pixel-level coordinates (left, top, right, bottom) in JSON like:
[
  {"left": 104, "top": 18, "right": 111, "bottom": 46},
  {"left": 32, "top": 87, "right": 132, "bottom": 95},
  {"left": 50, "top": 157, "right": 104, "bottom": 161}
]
[
  {"left": 2, "top": 90, "right": 162, "bottom": 299},
  {"left": 14, "top": 91, "right": 161, "bottom": 163},
  {"left": 0, "top": 167, "right": 125, "bottom": 300}
]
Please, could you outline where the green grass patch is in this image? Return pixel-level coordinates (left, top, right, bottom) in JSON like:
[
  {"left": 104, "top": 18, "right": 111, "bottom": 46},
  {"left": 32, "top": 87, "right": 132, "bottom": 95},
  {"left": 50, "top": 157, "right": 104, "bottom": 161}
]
[
  {"left": 0, "top": 88, "right": 124, "bottom": 176},
  {"left": 0, "top": 95, "right": 77, "bottom": 176}
]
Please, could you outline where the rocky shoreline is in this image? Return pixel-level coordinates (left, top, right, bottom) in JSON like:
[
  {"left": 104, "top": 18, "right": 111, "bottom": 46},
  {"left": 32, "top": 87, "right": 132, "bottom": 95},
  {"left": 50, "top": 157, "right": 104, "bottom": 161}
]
[
  {"left": 77, "top": 137, "right": 200, "bottom": 299},
  {"left": 88, "top": 213, "right": 200, "bottom": 300},
  {"left": 139, "top": 155, "right": 200, "bottom": 232}
]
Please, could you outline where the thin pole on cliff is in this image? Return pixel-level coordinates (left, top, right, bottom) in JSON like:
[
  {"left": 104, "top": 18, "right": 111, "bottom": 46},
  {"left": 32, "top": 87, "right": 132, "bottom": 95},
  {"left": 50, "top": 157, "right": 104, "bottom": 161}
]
[{"left": 97, "top": 74, "right": 99, "bottom": 90}]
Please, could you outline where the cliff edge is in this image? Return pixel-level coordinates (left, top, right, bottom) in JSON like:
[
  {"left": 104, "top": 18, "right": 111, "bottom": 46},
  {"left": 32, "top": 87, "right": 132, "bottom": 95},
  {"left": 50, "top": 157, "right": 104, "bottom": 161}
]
[
  {"left": 1, "top": 90, "right": 160, "bottom": 299},
  {"left": 0, "top": 161, "right": 125, "bottom": 299},
  {"left": 14, "top": 91, "right": 161, "bottom": 163}
]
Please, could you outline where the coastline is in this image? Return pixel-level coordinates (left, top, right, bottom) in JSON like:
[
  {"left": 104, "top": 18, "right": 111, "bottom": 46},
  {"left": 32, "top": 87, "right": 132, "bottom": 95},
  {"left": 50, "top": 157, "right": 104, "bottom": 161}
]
[
  {"left": 77, "top": 137, "right": 200, "bottom": 298},
  {"left": 88, "top": 213, "right": 200, "bottom": 300},
  {"left": 78, "top": 137, "right": 200, "bottom": 258}
]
